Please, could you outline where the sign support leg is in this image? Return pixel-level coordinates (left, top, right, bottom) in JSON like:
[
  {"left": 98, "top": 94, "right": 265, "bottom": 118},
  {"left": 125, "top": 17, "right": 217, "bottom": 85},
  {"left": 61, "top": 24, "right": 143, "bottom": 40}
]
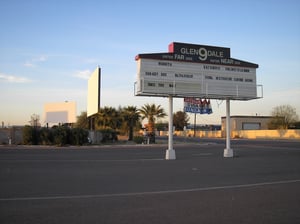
[
  {"left": 165, "top": 95, "right": 176, "bottom": 160},
  {"left": 224, "top": 99, "right": 234, "bottom": 157},
  {"left": 193, "top": 113, "right": 196, "bottom": 137}
]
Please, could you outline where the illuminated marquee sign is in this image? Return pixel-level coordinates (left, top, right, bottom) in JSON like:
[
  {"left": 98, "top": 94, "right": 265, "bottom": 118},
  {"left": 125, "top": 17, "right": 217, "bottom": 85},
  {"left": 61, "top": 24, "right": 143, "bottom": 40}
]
[{"left": 135, "top": 42, "right": 260, "bottom": 100}]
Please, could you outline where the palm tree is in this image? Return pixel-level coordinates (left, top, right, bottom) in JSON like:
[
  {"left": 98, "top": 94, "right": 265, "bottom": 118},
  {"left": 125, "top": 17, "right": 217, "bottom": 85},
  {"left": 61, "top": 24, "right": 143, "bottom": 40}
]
[
  {"left": 122, "top": 106, "right": 140, "bottom": 141},
  {"left": 95, "top": 107, "right": 121, "bottom": 130},
  {"left": 139, "top": 103, "right": 166, "bottom": 136}
]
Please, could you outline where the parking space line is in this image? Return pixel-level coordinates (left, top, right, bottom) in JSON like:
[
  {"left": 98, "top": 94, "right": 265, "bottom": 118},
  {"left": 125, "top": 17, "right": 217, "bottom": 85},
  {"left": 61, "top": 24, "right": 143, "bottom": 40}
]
[
  {"left": 1, "top": 179, "right": 299, "bottom": 202},
  {"left": 0, "top": 158, "right": 164, "bottom": 162},
  {"left": 192, "top": 153, "right": 213, "bottom": 156}
]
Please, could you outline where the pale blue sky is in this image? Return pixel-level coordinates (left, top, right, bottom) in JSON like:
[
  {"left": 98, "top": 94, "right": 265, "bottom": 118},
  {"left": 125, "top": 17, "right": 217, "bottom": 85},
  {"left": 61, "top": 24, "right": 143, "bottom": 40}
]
[{"left": 1, "top": 0, "right": 299, "bottom": 126}]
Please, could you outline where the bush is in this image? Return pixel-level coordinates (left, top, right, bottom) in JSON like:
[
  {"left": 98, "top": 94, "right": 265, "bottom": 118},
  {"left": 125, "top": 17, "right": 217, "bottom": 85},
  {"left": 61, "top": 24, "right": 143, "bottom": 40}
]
[
  {"left": 100, "top": 129, "right": 118, "bottom": 143},
  {"left": 52, "top": 126, "right": 70, "bottom": 146},
  {"left": 22, "top": 125, "right": 39, "bottom": 145},
  {"left": 133, "top": 136, "right": 144, "bottom": 144},
  {"left": 39, "top": 127, "right": 53, "bottom": 145},
  {"left": 70, "top": 128, "right": 89, "bottom": 145},
  {"left": 22, "top": 125, "right": 91, "bottom": 146}
]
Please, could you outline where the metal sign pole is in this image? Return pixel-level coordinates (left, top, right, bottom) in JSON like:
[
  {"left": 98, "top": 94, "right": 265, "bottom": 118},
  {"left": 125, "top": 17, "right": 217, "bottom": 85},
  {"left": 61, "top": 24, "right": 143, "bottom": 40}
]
[
  {"left": 224, "top": 99, "right": 233, "bottom": 157},
  {"left": 165, "top": 95, "right": 176, "bottom": 160},
  {"left": 193, "top": 113, "right": 196, "bottom": 137}
]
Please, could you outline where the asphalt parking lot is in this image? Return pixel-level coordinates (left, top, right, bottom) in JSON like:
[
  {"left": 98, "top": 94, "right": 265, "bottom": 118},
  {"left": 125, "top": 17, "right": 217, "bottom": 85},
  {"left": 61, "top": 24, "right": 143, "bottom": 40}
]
[{"left": 0, "top": 139, "right": 300, "bottom": 224}]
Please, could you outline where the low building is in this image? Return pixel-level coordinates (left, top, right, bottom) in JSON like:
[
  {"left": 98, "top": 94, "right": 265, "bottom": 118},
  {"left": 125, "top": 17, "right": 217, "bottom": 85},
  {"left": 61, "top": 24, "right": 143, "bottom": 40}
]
[{"left": 221, "top": 116, "right": 272, "bottom": 132}]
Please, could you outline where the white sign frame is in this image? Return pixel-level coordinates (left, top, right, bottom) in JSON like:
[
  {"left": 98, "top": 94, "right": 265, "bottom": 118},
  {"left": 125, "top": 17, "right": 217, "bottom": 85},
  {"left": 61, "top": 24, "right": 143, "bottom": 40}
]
[{"left": 135, "top": 58, "right": 261, "bottom": 100}]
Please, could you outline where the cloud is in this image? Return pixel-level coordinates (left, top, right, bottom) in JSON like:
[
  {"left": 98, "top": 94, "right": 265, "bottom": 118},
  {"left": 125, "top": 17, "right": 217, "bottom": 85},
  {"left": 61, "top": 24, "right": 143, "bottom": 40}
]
[
  {"left": 73, "top": 70, "right": 91, "bottom": 80},
  {"left": 36, "top": 55, "right": 47, "bottom": 62},
  {"left": 23, "top": 55, "right": 48, "bottom": 68},
  {"left": 0, "top": 73, "right": 32, "bottom": 83},
  {"left": 23, "top": 62, "right": 35, "bottom": 68}
]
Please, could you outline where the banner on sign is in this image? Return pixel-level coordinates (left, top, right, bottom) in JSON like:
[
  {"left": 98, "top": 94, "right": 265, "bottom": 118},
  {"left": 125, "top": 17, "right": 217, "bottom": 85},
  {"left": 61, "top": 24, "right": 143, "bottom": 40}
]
[{"left": 184, "top": 98, "right": 212, "bottom": 114}]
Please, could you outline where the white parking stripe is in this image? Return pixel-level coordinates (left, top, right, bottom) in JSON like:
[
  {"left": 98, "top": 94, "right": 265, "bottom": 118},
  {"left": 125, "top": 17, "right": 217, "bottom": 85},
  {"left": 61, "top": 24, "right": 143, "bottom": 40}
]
[
  {"left": 1, "top": 179, "right": 299, "bottom": 202},
  {"left": 0, "top": 158, "right": 164, "bottom": 162},
  {"left": 192, "top": 153, "right": 213, "bottom": 156}
]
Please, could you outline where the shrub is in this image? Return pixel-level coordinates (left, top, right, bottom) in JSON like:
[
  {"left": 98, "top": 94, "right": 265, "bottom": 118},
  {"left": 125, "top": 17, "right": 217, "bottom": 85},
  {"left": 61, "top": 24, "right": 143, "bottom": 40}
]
[
  {"left": 133, "top": 136, "right": 144, "bottom": 144},
  {"left": 39, "top": 127, "right": 53, "bottom": 145},
  {"left": 22, "top": 125, "right": 90, "bottom": 146},
  {"left": 100, "top": 128, "right": 118, "bottom": 143},
  {"left": 22, "top": 125, "right": 38, "bottom": 145},
  {"left": 52, "top": 126, "right": 70, "bottom": 146},
  {"left": 70, "top": 128, "right": 89, "bottom": 145}
]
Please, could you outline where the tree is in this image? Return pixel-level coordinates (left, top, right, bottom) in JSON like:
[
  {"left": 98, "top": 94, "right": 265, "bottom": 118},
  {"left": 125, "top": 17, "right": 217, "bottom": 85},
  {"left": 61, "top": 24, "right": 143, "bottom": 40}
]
[
  {"left": 29, "top": 114, "right": 41, "bottom": 127},
  {"left": 173, "top": 111, "right": 189, "bottom": 131},
  {"left": 269, "top": 105, "right": 299, "bottom": 129},
  {"left": 22, "top": 125, "right": 36, "bottom": 145},
  {"left": 122, "top": 106, "right": 140, "bottom": 141},
  {"left": 139, "top": 103, "right": 166, "bottom": 134},
  {"left": 95, "top": 107, "right": 122, "bottom": 130},
  {"left": 75, "top": 111, "right": 89, "bottom": 129}
]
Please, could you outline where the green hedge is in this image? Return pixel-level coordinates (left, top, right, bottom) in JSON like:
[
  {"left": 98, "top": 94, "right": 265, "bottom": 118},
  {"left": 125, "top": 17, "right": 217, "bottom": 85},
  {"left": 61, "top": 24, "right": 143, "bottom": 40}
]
[
  {"left": 22, "top": 126, "right": 89, "bottom": 146},
  {"left": 133, "top": 136, "right": 144, "bottom": 144}
]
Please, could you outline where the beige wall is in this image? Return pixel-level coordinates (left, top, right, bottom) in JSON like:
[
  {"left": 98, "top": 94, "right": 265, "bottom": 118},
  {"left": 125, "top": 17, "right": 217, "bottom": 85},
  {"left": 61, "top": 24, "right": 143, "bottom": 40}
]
[
  {"left": 159, "top": 130, "right": 222, "bottom": 138},
  {"left": 232, "top": 129, "right": 300, "bottom": 139},
  {"left": 159, "top": 129, "right": 300, "bottom": 140}
]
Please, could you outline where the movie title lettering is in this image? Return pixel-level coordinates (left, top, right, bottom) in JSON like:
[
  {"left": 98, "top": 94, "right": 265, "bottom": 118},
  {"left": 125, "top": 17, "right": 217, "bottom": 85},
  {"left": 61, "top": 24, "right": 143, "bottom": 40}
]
[
  {"left": 158, "top": 62, "right": 172, "bottom": 66},
  {"left": 175, "top": 73, "right": 193, "bottom": 78}
]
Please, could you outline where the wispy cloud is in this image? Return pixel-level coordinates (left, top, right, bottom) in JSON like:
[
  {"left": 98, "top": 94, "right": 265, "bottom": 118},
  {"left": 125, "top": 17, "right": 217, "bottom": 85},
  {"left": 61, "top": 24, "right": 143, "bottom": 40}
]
[
  {"left": 73, "top": 70, "right": 91, "bottom": 80},
  {"left": 0, "top": 73, "right": 33, "bottom": 83},
  {"left": 23, "top": 62, "right": 35, "bottom": 68},
  {"left": 23, "top": 55, "right": 48, "bottom": 68},
  {"left": 36, "top": 55, "right": 47, "bottom": 62}
]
